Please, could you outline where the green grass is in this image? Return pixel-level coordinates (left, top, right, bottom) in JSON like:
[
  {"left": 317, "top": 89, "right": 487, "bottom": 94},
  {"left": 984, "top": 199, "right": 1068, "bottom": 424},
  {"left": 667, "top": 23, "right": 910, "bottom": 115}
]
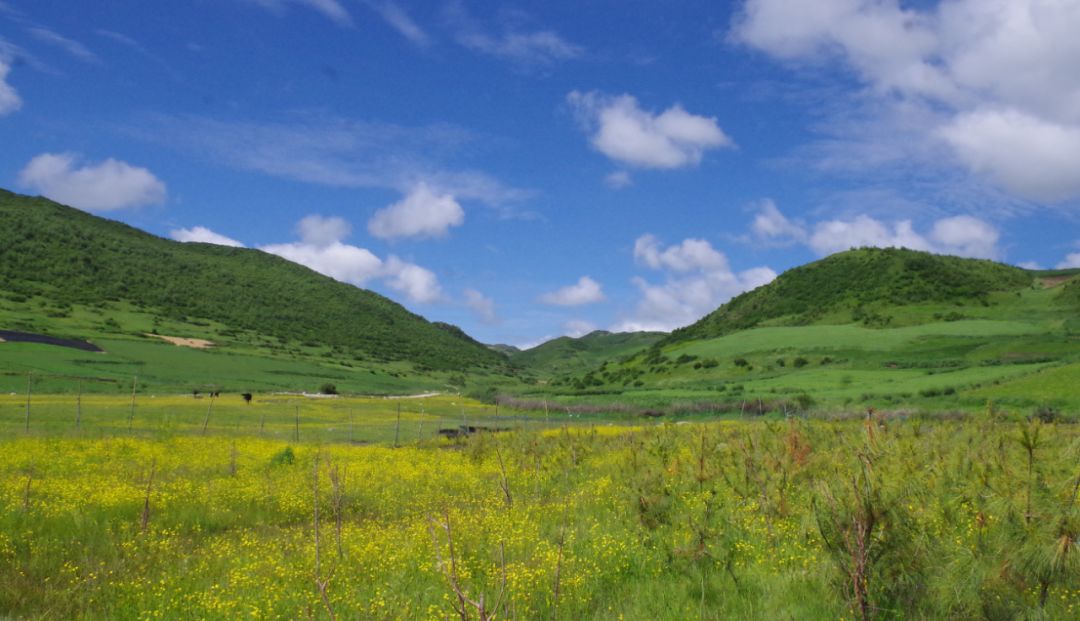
[{"left": 0, "top": 189, "right": 509, "bottom": 372}]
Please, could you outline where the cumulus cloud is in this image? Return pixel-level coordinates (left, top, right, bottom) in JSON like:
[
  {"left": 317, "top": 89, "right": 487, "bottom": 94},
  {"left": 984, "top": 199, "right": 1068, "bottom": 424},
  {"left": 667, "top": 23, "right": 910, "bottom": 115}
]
[
  {"left": 616, "top": 235, "right": 777, "bottom": 332},
  {"left": 0, "top": 56, "right": 21, "bottom": 116},
  {"left": 634, "top": 234, "right": 728, "bottom": 272},
  {"left": 382, "top": 256, "right": 443, "bottom": 303},
  {"left": 169, "top": 226, "right": 246, "bottom": 248},
  {"left": 17, "top": 153, "right": 166, "bottom": 212},
  {"left": 731, "top": 0, "right": 1080, "bottom": 203},
  {"left": 260, "top": 214, "right": 443, "bottom": 303},
  {"left": 540, "top": 276, "right": 605, "bottom": 306},
  {"left": 464, "top": 288, "right": 497, "bottom": 324},
  {"left": 1057, "top": 253, "right": 1080, "bottom": 270},
  {"left": 368, "top": 184, "right": 465, "bottom": 239},
  {"left": 297, "top": 214, "right": 352, "bottom": 246},
  {"left": 750, "top": 199, "right": 806, "bottom": 244},
  {"left": 939, "top": 109, "right": 1080, "bottom": 203},
  {"left": 567, "top": 91, "right": 734, "bottom": 169},
  {"left": 809, "top": 213, "right": 1002, "bottom": 259}
]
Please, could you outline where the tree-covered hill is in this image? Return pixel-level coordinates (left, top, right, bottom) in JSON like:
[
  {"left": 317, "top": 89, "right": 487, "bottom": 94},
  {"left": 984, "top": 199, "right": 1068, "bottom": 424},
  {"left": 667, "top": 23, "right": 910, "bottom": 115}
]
[
  {"left": 0, "top": 189, "right": 507, "bottom": 372},
  {"left": 511, "top": 330, "right": 664, "bottom": 378},
  {"left": 668, "top": 247, "right": 1036, "bottom": 344}
]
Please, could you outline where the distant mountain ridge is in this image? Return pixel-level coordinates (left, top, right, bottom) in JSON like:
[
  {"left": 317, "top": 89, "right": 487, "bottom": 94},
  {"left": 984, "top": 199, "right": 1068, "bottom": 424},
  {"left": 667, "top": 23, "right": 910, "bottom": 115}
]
[{"left": 0, "top": 189, "right": 507, "bottom": 372}]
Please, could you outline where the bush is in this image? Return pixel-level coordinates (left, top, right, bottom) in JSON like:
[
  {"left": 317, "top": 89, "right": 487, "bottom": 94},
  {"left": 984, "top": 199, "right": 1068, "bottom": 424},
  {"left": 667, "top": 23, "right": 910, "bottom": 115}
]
[
  {"left": 793, "top": 357, "right": 809, "bottom": 368},
  {"left": 1031, "top": 405, "right": 1059, "bottom": 423},
  {"left": 319, "top": 383, "right": 338, "bottom": 395},
  {"left": 269, "top": 447, "right": 295, "bottom": 467}
]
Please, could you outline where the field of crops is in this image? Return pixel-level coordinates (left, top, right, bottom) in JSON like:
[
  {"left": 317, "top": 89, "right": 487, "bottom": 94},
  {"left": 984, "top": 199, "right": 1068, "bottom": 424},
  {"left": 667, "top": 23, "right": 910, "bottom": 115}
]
[{"left": 2, "top": 394, "right": 1079, "bottom": 620}]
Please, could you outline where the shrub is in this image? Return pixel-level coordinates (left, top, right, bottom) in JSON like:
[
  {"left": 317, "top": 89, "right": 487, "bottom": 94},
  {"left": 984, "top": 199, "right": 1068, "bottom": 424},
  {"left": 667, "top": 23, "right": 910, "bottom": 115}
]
[
  {"left": 319, "top": 383, "right": 338, "bottom": 395},
  {"left": 793, "top": 357, "right": 809, "bottom": 368},
  {"left": 269, "top": 447, "right": 295, "bottom": 467}
]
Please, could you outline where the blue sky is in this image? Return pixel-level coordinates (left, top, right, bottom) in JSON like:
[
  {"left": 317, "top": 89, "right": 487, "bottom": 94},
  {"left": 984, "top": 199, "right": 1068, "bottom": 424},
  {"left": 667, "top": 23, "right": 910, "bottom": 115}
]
[{"left": 2, "top": 0, "right": 1079, "bottom": 347}]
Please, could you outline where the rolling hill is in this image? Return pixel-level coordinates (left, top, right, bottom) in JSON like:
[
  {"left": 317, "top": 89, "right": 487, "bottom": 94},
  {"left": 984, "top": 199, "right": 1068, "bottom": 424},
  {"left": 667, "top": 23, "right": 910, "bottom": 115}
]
[
  {"left": 0, "top": 189, "right": 510, "bottom": 392},
  {"left": 510, "top": 330, "right": 664, "bottom": 378},
  {"left": 528, "top": 249, "right": 1080, "bottom": 413}
]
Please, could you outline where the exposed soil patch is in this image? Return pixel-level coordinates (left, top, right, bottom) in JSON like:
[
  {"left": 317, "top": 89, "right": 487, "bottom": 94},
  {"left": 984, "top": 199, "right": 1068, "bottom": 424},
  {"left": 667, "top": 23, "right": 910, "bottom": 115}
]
[
  {"left": 146, "top": 333, "right": 215, "bottom": 349},
  {"left": 0, "top": 330, "right": 103, "bottom": 352},
  {"left": 1040, "top": 275, "right": 1075, "bottom": 288}
]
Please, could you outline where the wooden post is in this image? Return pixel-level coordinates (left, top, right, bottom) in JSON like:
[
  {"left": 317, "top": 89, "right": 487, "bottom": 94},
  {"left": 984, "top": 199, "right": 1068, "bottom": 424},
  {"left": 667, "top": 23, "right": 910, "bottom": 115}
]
[
  {"left": 259, "top": 410, "right": 266, "bottom": 436},
  {"left": 201, "top": 394, "right": 215, "bottom": 435},
  {"left": 394, "top": 402, "right": 402, "bottom": 447},
  {"left": 23, "top": 372, "right": 31, "bottom": 433},
  {"left": 75, "top": 380, "right": 82, "bottom": 429},
  {"left": 294, "top": 406, "right": 300, "bottom": 442},
  {"left": 127, "top": 376, "right": 138, "bottom": 433},
  {"left": 348, "top": 408, "right": 354, "bottom": 444}
]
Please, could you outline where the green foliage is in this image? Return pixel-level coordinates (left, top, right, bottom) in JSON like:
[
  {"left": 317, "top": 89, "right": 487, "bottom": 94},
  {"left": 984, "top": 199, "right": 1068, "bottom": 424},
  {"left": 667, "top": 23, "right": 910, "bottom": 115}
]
[
  {"left": 669, "top": 247, "right": 1034, "bottom": 343},
  {"left": 269, "top": 446, "right": 296, "bottom": 466},
  {"left": 318, "top": 383, "right": 338, "bottom": 395},
  {"left": 0, "top": 190, "right": 507, "bottom": 372},
  {"left": 511, "top": 330, "right": 664, "bottom": 378}
]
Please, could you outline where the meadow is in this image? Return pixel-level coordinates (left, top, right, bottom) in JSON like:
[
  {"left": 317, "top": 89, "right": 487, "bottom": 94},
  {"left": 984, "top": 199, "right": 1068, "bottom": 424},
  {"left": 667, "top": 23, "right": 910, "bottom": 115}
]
[{"left": 2, "top": 392, "right": 1079, "bottom": 620}]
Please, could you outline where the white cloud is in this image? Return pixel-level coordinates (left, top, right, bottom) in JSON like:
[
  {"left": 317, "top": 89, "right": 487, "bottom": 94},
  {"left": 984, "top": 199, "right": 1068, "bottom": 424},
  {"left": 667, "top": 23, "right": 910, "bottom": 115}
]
[
  {"left": 1057, "top": 253, "right": 1080, "bottom": 270},
  {"left": 750, "top": 198, "right": 806, "bottom": 243},
  {"left": 17, "top": 153, "right": 166, "bottom": 212},
  {"left": 445, "top": 3, "right": 581, "bottom": 67},
  {"left": 568, "top": 91, "right": 734, "bottom": 169},
  {"left": 563, "top": 319, "right": 596, "bottom": 338},
  {"left": 368, "top": 2, "right": 429, "bottom": 46},
  {"left": 464, "top": 288, "right": 497, "bottom": 324},
  {"left": 540, "top": 276, "right": 605, "bottom": 306},
  {"left": 460, "top": 30, "right": 581, "bottom": 65},
  {"left": 368, "top": 184, "right": 465, "bottom": 239},
  {"left": 1017, "top": 261, "right": 1042, "bottom": 271},
  {"left": 27, "top": 27, "right": 99, "bottom": 63},
  {"left": 296, "top": 214, "right": 352, "bottom": 246},
  {"left": 247, "top": 0, "right": 352, "bottom": 26},
  {"left": 604, "top": 170, "right": 633, "bottom": 190},
  {"left": 806, "top": 214, "right": 998, "bottom": 259},
  {"left": 939, "top": 109, "right": 1080, "bottom": 203},
  {"left": 261, "top": 239, "right": 384, "bottom": 285},
  {"left": 259, "top": 214, "right": 443, "bottom": 304},
  {"left": 0, "top": 56, "right": 20, "bottom": 116},
  {"left": 809, "top": 216, "right": 931, "bottom": 256},
  {"left": 634, "top": 234, "right": 728, "bottom": 272},
  {"left": 382, "top": 256, "right": 443, "bottom": 303},
  {"left": 731, "top": 0, "right": 1080, "bottom": 203},
  {"left": 617, "top": 235, "right": 776, "bottom": 332},
  {"left": 929, "top": 215, "right": 1000, "bottom": 260},
  {"left": 169, "top": 226, "right": 246, "bottom": 248}
]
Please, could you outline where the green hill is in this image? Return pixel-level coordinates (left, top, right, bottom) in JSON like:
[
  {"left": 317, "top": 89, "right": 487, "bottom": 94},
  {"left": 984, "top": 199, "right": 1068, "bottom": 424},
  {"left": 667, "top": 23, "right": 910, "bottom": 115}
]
[
  {"left": 524, "top": 250, "right": 1080, "bottom": 413},
  {"left": 669, "top": 247, "right": 1035, "bottom": 343},
  {"left": 512, "top": 330, "right": 664, "bottom": 378},
  {"left": 0, "top": 189, "right": 509, "bottom": 390}
]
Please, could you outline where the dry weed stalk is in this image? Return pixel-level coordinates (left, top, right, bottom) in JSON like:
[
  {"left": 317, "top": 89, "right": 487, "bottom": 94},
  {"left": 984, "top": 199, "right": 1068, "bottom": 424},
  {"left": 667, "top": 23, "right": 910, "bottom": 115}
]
[{"left": 428, "top": 508, "right": 507, "bottom": 621}]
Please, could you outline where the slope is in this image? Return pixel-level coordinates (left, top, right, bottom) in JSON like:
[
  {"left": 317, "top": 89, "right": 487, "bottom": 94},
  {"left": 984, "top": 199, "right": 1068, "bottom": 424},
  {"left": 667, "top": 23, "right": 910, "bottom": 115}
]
[
  {"left": 511, "top": 330, "right": 664, "bottom": 378},
  {"left": 0, "top": 189, "right": 508, "bottom": 376}
]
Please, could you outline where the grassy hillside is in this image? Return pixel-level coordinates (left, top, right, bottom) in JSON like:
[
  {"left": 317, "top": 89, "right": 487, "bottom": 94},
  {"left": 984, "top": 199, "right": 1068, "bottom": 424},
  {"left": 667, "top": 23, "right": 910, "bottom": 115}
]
[
  {"left": 669, "top": 248, "right": 1034, "bottom": 343},
  {"left": 519, "top": 251, "right": 1080, "bottom": 414},
  {"left": 511, "top": 330, "right": 664, "bottom": 378},
  {"left": 0, "top": 190, "right": 507, "bottom": 375}
]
